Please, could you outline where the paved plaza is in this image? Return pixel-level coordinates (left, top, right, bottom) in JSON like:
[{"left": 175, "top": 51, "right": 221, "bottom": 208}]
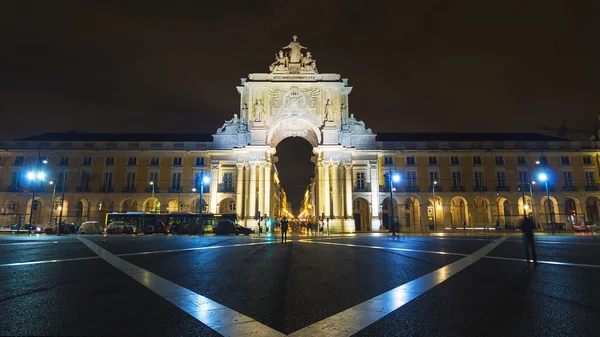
[{"left": 1, "top": 232, "right": 599, "bottom": 336}]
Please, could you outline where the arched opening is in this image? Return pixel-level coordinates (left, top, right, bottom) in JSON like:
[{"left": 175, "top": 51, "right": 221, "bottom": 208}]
[
  {"left": 428, "top": 197, "right": 443, "bottom": 230},
  {"left": 1, "top": 200, "right": 19, "bottom": 228},
  {"left": 381, "top": 197, "right": 399, "bottom": 230},
  {"left": 497, "top": 197, "right": 511, "bottom": 226},
  {"left": 26, "top": 198, "right": 44, "bottom": 224},
  {"left": 274, "top": 137, "right": 315, "bottom": 219},
  {"left": 75, "top": 201, "right": 84, "bottom": 224},
  {"left": 517, "top": 196, "right": 534, "bottom": 219},
  {"left": 219, "top": 198, "right": 236, "bottom": 214},
  {"left": 121, "top": 198, "right": 137, "bottom": 213},
  {"left": 585, "top": 197, "right": 600, "bottom": 224},
  {"left": 450, "top": 196, "right": 468, "bottom": 228},
  {"left": 540, "top": 196, "right": 560, "bottom": 223},
  {"left": 168, "top": 199, "right": 183, "bottom": 212},
  {"left": 191, "top": 198, "right": 208, "bottom": 213},
  {"left": 143, "top": 198, "right": 160, "bottom": 213},
  {"left": 352, "top": 197, "right": 370, "bottom": 231},
  {"left": 404, "top": 197, "right": 420, "bottom": 231},
  {"left": 98, "top": 199, "right": 114, "bottom": 225},
  {"left": 564, "top": 198, "right": 578, "bottom": 226},
  {"left": 473, "top": 197, "right": 491, "bottom": 228}
]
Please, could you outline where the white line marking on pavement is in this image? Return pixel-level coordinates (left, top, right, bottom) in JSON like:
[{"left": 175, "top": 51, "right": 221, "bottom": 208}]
[
  {"left": 297, "top": 239, "right": 469, "bottom": 257},
  {"left": 78, "top": 237, "right": 285, "bottom": 337},
  {"left": 116, "top": 240, "right": 282, "bottom": 257},
  {"left": 0, "top": 256, "right": 100, "bottom": 267},
  {"left": 483, "top": 255, "right": 600, "bottom": 269},
  {"left": 289, "top": 236, "right": 508, "bottom": 337},
  {"left": 0, "top": 241, "right": 60, "bottom": 246}
]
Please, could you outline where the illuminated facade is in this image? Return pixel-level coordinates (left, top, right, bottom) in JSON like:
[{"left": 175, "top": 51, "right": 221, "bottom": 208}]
[{"left": 1, "top": 36, "right": 599, "bottom": 232}]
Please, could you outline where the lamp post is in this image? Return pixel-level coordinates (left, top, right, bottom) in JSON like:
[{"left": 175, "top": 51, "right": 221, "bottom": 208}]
[
  {"left": 48, "top": 180, "right": 57, "bottom": 226},
  {"left": 530, "top": 181, "right": 536, "bottom": 223},
  {"left": 193, "top": 173, "right": 210, "bottom": 235},
  {"left": 388, "top": 170, "right": 400, "bottom": 235},
  {"left": 56, "top": 170, "right": 68, "bottom": 236},
  {"left": 537, "top": 172, "right": 553, "bottom": 232},
  {"left": 26, "top": 170, "right": 46, "bottom": 233},
  {"left": 149, "top": 181, "right": 155, "bottom": 199},
  {"left": 432, "top": 180, "right": 438, "bottom": 231}
]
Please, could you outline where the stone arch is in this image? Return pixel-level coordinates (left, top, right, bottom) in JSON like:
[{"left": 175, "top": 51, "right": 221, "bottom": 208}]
[
  {"left": 219, "top": 198, "right": 236, "bottom": 214},
  {"left": 496, "top": 196, "right": 511, "bottom": 226},
  {"left": 98, "top": 198, "right": 114, "bottom": 225},
  {"left": 473, "top": 197, "right": 491, "bottom": 227},
  {"left": 427, "top": 196, "right": 444, "bottom": 229},
  {"left": 563, "top": 197, "right": 580, "bottom": 226},
  {"left": 352, "top": 197, "right": 370, "bottom": 232},
  {"left": 585, "top": 196, "right": 600, "bottom": 224},
  {"left": 190, "top": 197, "right": 208, "bottom": 213},
  {"left": 26, "top": 197, "right": 45, "bottom": 224},
  {"left": 403, "top": 196, "right": 421, "bottom": 230},
  {"left": 120, "top": 198, "right": 138, "bottom": 213},
  {"left": 168, "top": 199, "right": 183, "bottom": 212},
  {"left": 450, "top": 196, "right": 469, "bottom": 228},
  {"left": 380, "top": 196, "right": 400, "bottom": 230},
  {"left": 75, "top": 198, "right": 90, "bottom": 224},
  {"left": 517, "top": 196, "right": 535, "bottom": 218},
  {"left": 142, "top": 198, "right": 160, "bottom": 213},
  {"left": 266, "top": 117, "right": 321, "bottom": 147},
  {"left": 540, "top": 195, "right": 560, "bottom": 223}
]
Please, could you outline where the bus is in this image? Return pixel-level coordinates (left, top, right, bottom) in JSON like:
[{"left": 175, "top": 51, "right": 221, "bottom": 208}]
[{"left": 105, "top": 212, "right": 238, "bottom": 234}]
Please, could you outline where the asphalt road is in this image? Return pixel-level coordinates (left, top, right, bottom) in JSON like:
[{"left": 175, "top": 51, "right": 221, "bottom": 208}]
[{"left": 1, "top": 232, "right": 599, "bottom": 336}]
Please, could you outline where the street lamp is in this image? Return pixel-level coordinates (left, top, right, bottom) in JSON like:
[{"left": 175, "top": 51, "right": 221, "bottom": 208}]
[
  {"left": 56, "top": 170, "right": 69, "bottom": 236},
  {"left": 530, "top": 181, "right": 536, "bottom": 222},
  {"left": 149, "top": 181, "right": 155, "bottom": 199},
  {"left": 432, "top": 180, "right": 438, "bottom": 231},
  {"left": 26, "top": 169, "right": 46, "bottom": 232},
  {"left": 195, "top": 174, "right": 210, "bottom": 235},
  {"left": 388, "top": 171, "right": 400, "bottom": 235},
  {"left": 48, "top": 180, "right": 57, "bottom": 226},
  {"left": 537, "top": 172, "right": 553, "bottom": 230}
]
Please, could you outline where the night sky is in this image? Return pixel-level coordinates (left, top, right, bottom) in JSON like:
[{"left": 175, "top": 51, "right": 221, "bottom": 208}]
[{"left": 2, "top": 0, "right": 599, "bottom": 211}]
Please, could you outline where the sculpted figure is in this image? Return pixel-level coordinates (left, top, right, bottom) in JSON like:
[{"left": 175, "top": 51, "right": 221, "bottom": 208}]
[
  {"left": 347, "top": 113, "right": 372, "bottom": 133},
  {"left": 301, "top": 51, "right": 317, "bottom": 72},
  {"left": 324, "top": 99, "right": 333, "bottom": 122},
  {"left": 241, "top": 103, "right": 248, "bottom": 120},
  {"left": 254, "top": 99, "right": 265, "bottom": 122},
  {"left": 269, "top": 50, "right": 288, "bottom": 72},
  {"left": 283, "top": 35, "right": 306, "bottom": 63},
  {"left": 217, "top": 114, "right": 240, "bottom": 134}
]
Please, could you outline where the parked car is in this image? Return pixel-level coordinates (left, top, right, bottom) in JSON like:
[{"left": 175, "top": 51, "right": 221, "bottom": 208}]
[
  {"left": 106, "top": 221, "right": 126, "bottom": 234},
  {"left": 213, "top": 220, "right": 254, "bottom": 236},
  {"left": 78, "top": 221, "right": 104, "bottom": 234},
  {"left": 44, "top": 226, "right": 57, "bottom": 234},
  {"left": 60, "top": 224, "right": 79, "bottom": 234}
]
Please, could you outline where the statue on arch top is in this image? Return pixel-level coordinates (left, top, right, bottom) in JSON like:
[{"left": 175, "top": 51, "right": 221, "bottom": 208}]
[
  {"left": 301, "top": 51, "right": 317, "bottom": 73},
  {"left": 254, "top": 99, "right": 265, "bottom": 122},
  {"left": 269, "top": 50, "right": 289, "bottom": 73},
  {"left": 217, "top": 114, "right": 240, "bottom": 134},
  {"left": 283, "top": 35, "right": 306, "bottom": 63}
]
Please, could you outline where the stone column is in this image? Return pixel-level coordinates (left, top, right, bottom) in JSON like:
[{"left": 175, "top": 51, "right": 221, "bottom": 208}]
[
  {"left": 264, "top": 163, "right": 271, "bottom": 217},
  {"left": 244, "top": 165, "right": 251, "bottom": 219},
  {"left": 248, "top": 164, "right": 257, "bottom": 219},
  {"left": 209, "top": 163, "right": 219, "bottom": 213},
  {"left": 258, "top": 164, "right": 265, "bottom": 217},
  {"left": 369, "top": 160, "right": 380, "bottom": 231},
  {"left": 317, "top": 161, "right": 325, "bottom": 218},
  {"left": 420, "top": 203, "right": 430, "bottom": 232},
  {"left": 236, "top": 163, "right": 245, "bottom": 219},
  {"left": 331, "top": 162, "right": 341, "bottom": 218},
  {"left": 344, "top": 163, "right": 353, "bottom": 218},
  {"left": 323, "top": 162, "right": 331, "bottom": 218}
]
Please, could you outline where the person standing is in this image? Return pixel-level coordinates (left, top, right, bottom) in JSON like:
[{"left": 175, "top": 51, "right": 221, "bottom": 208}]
[
  {"left": 281, "top": 217, "right": 289, "bottom": 242},
  {"left": 522, "top": 216, "right": 538, "bottom": 265},
  {"left": 463, "top": 221, "right": 466, "bottom": 231}
]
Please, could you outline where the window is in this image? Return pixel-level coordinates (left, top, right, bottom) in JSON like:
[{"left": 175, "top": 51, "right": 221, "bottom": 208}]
[
  {"left": 172, "top": 157, "right": 182, "bottom": 166},
  {"left": 496, "top": 172, "right": 507, "bottom": 188},
  {"left": 562, "top": 171, "right": 573, "bottom": 187},
  {"left": 429, "top": 171, "right": 439, "bottom": 186},
  {"left": 11, "top": 171, "right": 21, "bottom": 188},
  {"left": 472, "top": 156, "right": 482, "bottom": 165},
  {"left": 451, "top": 171, "right": 462, "bottom": 188},
  {"left": 79, "top": 171, "right": 91, "bottom": 191},
  {"left": 8, "top": 202, "right": 17, "bottom": 211},
  {"left": 105, "top": 157, "right": 115, "bottom": 166},
  {"left": 383, "top": 157, "right": 394, "bottom": 165},
  {"left": 171, "top": 172, "right": 182, "bottom": 191},
  {"left": 127, "top": 157, "right": 137, "bottom": 166},
  {"left": 585, "top": 171, "right": 596, "bottom": 187},
  {"left": 102, "top": 172, "right": 113, "bottom": 191},
  {"left": 150, "top": 157, "right": 160, "bottom": 166},
  {"left": 82, "top": 156, "right": 92, "bottom": 166},
  {"left": 195, "top": 157, "right": 206, "bottom": 166},
  {"left": 560, "top": 156, "right": 571, "bottom": 165},
  {"left": 518, "top": 171, "right": 530, "bottom": 186},
  {"left": 517, "top": 156, "right": 527, "bottom": 165},
  {"left": 583, "top": 156, "right": 593, "bottom": 165},
  {"left": 538, "top": 156, "right": 548, "bottom": 166},
  {"left": 125, "top": 172, "right": 136, "bottom": 190},
  {"left": 60, "top": 156, "right": 69, "bottom": 166},
  {"left": 223, "top": 172, "right": 233, "bottom": 191},
  {"left": 474, "top": 171, "right": 484, "bottom": 188},
  {"left": 428, "top": 156, "right": 438, "bottom": 165},
  {"left": 405, "top": 157, "right": 416, "bottom": 166},
  {"left": 149, "top": 172, "right": 159, "bottom": 185},
  {"left": 494, "top": 156, "right": 505, "bottom": 166},
  {"left": 450, "top": 156, "right": 460, "bottom": 165},
  {"left": 356, "top": 172, "right": 365, "bottom": 190},
  {"left": 406, "top": 171, "right": 417, "bottom": 187},
  {"left": 13, "top": 156, "right": 24, "bottom": 166}
]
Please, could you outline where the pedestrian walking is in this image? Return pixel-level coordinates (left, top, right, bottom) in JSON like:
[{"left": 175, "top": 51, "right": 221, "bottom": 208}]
[
  {"left": 536, "top": 222, "right": 541, "bottom": 231},
  {"left": 462, "top": 221, "right": 466, "bottom": 231},
  {"left": 281, "top": 216, "right": 289, "bottom": 242},
  {"left": 521, "top": 217, "right": 537, "bottom": 265}
]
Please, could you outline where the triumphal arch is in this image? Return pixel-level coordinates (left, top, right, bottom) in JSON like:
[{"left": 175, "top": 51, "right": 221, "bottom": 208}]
[{"left": 212, "top": 36, "right": 380, "bottom": 232}]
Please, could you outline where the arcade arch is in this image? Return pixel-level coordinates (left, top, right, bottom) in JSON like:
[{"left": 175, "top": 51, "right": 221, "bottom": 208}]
[
  {"left": 381, "top": 196, "right": 399, "bottom": 230},
  {"left": 563, "top": 197, "right": 580, "bottom": 226},
  {"left": 98, "top": 198, "right": 114, "bottom": 225},
  {"left": 219, "top": 198, "right": 236, "bottom": 214},
  {"left": 540, "top": 196, "right": 560, "bottom": 223},
  {"left": 517, "top": 196, "right": 534, "bottom": 218},
  {"left": 497, "top": 196, "right": 511, "bottom": 226},
  {"left": 403, "top": 197, "right": 420, "bottom": 230},
  {"left": 352, "top": 197, "right": 370, "bottom": 232},
  {"left": 585, "top": 197, "right": 600, "bottom": 224},
  {"left": 450, "top": 196, "right": 468, "bottom": 228},
  {"left": 472, "top": 197, "right": 491, "bottom": 227},
  {"left": 120, "top": 198, "right": 137, "bottom": 213},
  {"left": 143, "top": 198, "right": 161, "bottom": 213}
]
